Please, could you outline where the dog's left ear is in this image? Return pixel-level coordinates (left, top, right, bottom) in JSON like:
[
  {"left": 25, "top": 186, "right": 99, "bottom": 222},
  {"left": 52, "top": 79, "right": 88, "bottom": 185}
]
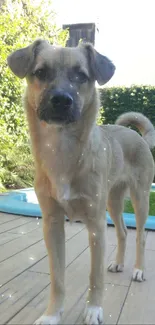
[{"left": 80, "top": 43, "right": 115, "bottom": 85}]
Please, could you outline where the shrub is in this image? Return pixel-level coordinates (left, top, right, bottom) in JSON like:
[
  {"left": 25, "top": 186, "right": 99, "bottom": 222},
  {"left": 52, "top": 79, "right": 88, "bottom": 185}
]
[
  {"left": 98, "top": 85, "right": 155, "bottom": 180},
  {"left": 0, "top": 0, "right": 68, "bottom": 191},
  {"left": 0, "top": 0, "right": 68, "bottom": 140},
  {"left": 0, "top": 120, "right": 34, "bottom": 190},
  {"left": 98, "top": 85, "right": 155, "bottom": 126}
]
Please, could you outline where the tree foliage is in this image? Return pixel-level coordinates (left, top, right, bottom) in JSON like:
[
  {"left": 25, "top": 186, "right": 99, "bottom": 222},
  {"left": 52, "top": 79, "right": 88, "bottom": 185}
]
[{"left": 0, "top": 0, "right": 68, "bottom": 190}]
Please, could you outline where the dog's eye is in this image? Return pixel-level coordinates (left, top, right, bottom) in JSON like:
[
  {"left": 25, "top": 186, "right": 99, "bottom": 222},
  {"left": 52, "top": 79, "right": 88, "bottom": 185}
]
[
  {"left": 76, "top": 71, "right": 88, "bottom": 83},
  {"left": 70, "top": 68, "right": 89, "bottom": 84},
  {"left": 34, "top": 68, "right": 47, "bottom": 80}
]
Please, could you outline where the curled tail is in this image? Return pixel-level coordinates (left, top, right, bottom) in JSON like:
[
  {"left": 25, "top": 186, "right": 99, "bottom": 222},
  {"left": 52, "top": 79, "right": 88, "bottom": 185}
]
[{"left": 115, "top": 112, "right": 155, "bottom": 149}]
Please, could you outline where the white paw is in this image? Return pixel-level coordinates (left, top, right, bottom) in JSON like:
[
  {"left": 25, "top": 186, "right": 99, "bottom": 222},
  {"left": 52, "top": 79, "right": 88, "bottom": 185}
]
[
  {"left": 108, "top": 261, "right": 124, "bottom": 272},
  {"left": 34, "top": 312, "right": 62, "bottom": 325},
  {"left": 83, "top": 306, "right": 103, "bottom": 325},
  {"left": 132, "top": 268, "right": 145, "bottom": 282}
]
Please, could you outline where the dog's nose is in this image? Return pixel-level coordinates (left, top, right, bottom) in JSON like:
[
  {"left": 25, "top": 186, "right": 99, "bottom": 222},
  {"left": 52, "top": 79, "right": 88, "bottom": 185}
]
[{"left": 50, "top": 91, "right": 73, "bottom": 109}]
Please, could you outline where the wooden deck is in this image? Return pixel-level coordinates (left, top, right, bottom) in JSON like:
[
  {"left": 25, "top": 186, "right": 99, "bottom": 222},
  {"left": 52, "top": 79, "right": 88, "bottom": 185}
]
[{"left": 0, "top": 212, "right": 155, "bottom": 324}]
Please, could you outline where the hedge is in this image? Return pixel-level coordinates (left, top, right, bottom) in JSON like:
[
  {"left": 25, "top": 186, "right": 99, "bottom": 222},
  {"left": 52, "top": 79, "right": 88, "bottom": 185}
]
[
  {"left": 98, "top": 85, "right": 155, "bottom": 126},
  {"left": 98, "top": 85, "right": 155, "bottom": 182}
]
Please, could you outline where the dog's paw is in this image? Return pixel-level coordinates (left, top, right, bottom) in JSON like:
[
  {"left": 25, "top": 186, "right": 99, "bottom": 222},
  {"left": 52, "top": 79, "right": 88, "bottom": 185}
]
[
  {"left": 108, "top": 261, "right": 124, "bottom": 272},
  {"left": 83, "top": 306, "right": 103, "bottom": 325},
  {"left": 34, "top": 313, "right": 62, "bottom": 325},
  {"left": 132, "top": 268, "right": 145, "bottom": 282}
]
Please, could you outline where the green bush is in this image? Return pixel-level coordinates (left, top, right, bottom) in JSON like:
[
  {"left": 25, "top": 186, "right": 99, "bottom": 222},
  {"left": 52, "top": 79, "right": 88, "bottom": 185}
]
[
  {"left": 0, "top": 0, "right": 68, "bottom": 139},
  {"left": 0, "top": 0, "right": 68, "bottom": 191},
  {"left": 98, "top": 85, "right": 155, "bottom": 180},
  {"left": 98, "top": 85, "right": 155, "bottom": 126}
]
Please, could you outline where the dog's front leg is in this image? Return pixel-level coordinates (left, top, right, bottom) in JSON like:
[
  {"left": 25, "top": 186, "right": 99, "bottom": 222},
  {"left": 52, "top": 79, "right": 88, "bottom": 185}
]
[
  {"left": 84, "top": 216, "right": 106, "bottom": 325},
  {"left": 34, "top": 192, "right": 65, "bottom": 325}
]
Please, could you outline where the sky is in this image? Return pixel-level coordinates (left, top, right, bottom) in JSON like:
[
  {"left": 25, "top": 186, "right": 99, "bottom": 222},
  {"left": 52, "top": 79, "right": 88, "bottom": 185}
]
[{"left": 52, "top": 0, "right": 155, "bottom": 87}]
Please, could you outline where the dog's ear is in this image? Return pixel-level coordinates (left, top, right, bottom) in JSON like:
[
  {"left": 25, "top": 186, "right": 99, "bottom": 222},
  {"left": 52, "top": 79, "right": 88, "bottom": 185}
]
[
  {"left": 7, "top": 39, "right": 49, "bottom": 79},
  {"left": 80, "top": 43, "right": 115, "bottom": 85}
]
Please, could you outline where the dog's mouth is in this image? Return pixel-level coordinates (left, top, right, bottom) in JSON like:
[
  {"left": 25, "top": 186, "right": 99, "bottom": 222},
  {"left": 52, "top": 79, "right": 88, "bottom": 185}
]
[{"left": 37, "top": 110, "right": 81, "bottom": 126}]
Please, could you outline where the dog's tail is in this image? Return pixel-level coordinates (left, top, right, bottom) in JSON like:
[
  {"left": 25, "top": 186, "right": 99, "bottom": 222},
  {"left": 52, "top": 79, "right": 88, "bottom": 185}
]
[{"left": 115, "top": 112, "right": 155, "bottom": 149}]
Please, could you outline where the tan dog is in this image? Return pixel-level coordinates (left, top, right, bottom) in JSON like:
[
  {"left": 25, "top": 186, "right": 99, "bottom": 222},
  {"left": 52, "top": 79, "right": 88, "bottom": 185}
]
[{"left": 7, "top": 40, "right": 155, "bottom": 325}]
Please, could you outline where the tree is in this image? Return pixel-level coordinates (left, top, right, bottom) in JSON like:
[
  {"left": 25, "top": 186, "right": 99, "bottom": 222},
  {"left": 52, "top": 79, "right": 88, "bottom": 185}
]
[
  {"left": 0, "top": 0, "right": 68, "bottom": 138},
  {"left": 0, "top": 0, "right": 68, "bottom": 190}
]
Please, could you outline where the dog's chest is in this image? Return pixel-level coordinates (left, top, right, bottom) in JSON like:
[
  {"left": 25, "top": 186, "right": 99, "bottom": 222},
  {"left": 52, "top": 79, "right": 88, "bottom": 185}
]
[
  {"left": 56, "top": 180, "right": 81, "bottom": 203},
  {"left": 56, "top": 182, "right": 71, "bottom": 202},
  {"left": 41, "top": 135, "right": 78, "bottom": 177},
  {"left": 56, "top": 182, "right": 82, "bottom": 221}
]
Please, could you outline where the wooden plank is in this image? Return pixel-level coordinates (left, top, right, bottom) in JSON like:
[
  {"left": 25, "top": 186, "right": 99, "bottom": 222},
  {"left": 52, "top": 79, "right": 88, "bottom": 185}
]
[
  {"left": 8, "top": 282, "right": 50, "bottom": 325},
  {"left": 118, "top": 249, "right": 155, "bottom": 324},
  {"left": 146, "top": 231, "right": 155, "bottom": 250},
  {"left": 62, "top": 249, "right": 90, "bottom": 322},
  {"left": 66, "top": 227, "right": 88, "bottom": 266},
  {"left": 0, "top": 217, "right": 32, "bottom": 234},
  {"left": 0, "top": 223, "right": 85, "bottom": 263},
  {"left": 0, "top": 239, "right": 47, "bottom": 285},
  {"left": 64, "top": 291, "right": 87, "bottom": 324},
  {"left": 8, "top": 218, "right": 42, "bottom": 235},
  {"left": 8, "top": 245, "right": 116, "bottom": 325},
  {"left": 0, "top": 271, "right": 50, "bottom": 325},
  {"left": 0, "top": 223, "right": 87, "bottom": 285},
  {"left": 0, "top": 227, "right": 43, "bottom": 262},
  {"left": 4, "top": 225, "right": 154, "bottom": 325},
  {"left": 65, "top": 221, "right": 85, "bottom": 240},
  {"left": 107, "top": 226, "right": 144, "bottom": 247},
  {"left": 107, "top": 226, "right": 117, "bottom": 246},
  {"left": 0, "top": 212, "right": 21, "bottom": 224},
  {"left": 30, "top": 227, "right": 89, "bottom": 274},
  {"left": 0, "top": 232, "right": 21, "bottom": 246},
  {"left": 3, "top": 234, "right": 90, "bottom": 324}
]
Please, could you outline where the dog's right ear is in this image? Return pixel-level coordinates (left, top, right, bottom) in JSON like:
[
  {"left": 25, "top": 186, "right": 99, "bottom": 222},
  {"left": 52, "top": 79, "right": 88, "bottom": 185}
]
[{"left": 7, "top": 39, "right": 49, "bottom": 79}]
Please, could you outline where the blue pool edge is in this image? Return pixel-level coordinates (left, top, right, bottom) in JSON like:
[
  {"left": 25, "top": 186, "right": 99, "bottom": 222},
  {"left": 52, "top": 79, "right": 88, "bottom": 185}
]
[{"left": 0, "top": 185, "right": 155, "bottom": 230}]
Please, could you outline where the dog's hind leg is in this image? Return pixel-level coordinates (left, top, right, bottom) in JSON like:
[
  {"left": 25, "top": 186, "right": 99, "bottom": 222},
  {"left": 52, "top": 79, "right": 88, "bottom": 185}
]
[
  {"left": 107, "top": 184, "right": 127, "bottom": 272},
  {"left": 130, "top": 187, "right": 149, "bottom": 282}
]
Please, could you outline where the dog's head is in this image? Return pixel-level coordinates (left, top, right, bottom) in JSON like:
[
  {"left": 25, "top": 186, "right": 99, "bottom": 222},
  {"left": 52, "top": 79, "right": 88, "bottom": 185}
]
[{"left": 7, "top": 39, "right": 115, "bottom": 125}]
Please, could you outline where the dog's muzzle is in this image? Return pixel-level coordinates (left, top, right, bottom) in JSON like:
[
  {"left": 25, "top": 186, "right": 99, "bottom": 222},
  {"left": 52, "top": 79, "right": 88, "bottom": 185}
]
[{"left": 38, "top": 89, "right": 80, "bottom": 125}]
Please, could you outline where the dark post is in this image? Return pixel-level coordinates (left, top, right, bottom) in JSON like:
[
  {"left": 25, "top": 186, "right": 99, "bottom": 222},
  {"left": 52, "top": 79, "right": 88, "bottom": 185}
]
[{"left": 63, "top": 23, "right": 97, "bottom": 47}]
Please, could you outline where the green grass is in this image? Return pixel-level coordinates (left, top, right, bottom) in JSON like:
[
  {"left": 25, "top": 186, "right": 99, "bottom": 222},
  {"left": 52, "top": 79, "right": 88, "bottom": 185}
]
[{"left": 124, "top": 192, "right": 155, "bottom": 216}]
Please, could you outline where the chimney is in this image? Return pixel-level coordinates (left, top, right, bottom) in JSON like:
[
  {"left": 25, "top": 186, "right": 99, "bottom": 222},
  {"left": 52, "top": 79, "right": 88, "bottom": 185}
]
[{"left": 63, "top": 23, "right": 98, "bottom": 47}]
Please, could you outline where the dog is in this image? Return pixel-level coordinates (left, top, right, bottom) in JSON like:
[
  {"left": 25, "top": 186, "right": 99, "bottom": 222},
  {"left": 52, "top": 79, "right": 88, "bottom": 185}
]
[{"left": 7, "top": 40, "right": 155, "bottom": 325}]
